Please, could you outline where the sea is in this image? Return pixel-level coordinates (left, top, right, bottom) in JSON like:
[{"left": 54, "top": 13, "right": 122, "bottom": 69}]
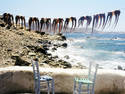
[{"left": 49, "top": 31, "right": 125, "bottom": 70}]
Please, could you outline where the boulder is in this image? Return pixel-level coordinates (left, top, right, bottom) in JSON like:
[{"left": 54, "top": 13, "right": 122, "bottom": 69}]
[
  {"left": 11, "top": 56, "right": 30, "bottom": 66},
  {"left": 56, "top": 33, "right": 66, "bottom": 41},
  {"left": 118, "top": 65, "right": 123, "bottom": 70},
  {"left": 58, "top": 59, "right": 72, "bottom": 68},
  {"left": 27, "top": 45, "right": 47, "bottom": 54},
  {"left": 35, "top": 31, "right": 45, "bottom": 35},
  {"left": 64, "top": 55, "right": 70, "bottom": 59},
  {"left": 61, "top": 36, "right": 66, "bottom": 41},
  {"left": 61, "top": 43, "right": 68, "bottom": 48},
  {"left": 52, "top": 47, "right": 57, "bottom": 52}
]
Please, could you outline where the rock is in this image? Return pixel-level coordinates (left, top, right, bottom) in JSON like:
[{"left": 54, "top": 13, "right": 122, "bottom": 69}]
[
  {"left": 52, "top": 47, "right": 57, "bottom": 51},
  {"left": 43, "top": 45, "right": 49, "bottom": 50},
  {"left": 11, "top": 56, "right": 30, "bottom": 66},
  {"left": 46, "top": 53, "right": 52, "bottom": 56},
  {"left": 16, "top": 32, "right": 24, "bottom": 35},
  {"left": 7, "top": 48, "right": 12, "bottom": 52},
  {"left": 53, "top": 44, "right": 59, "bottom": 47},
  {"left": 58, "top": 59, "right": 72, "bottom": 68},
  {"left": 56, "top": 33, "right": 66, "bottom": 40},
  {"left": 52, "top": 56, "right": 58, "bottom": 59},
  {"left": 61, "top": 35, "right": 66, "bottom": 41},
  {"left": 35, "top": 31, "right": 45, "bottom": 35},
  {"left": 28, "top": 52, "right": 36, "bottom": 56},
  {"left": 64, "top": 55, "right": 70, "bottom": 59},
  {"left": 118, "top": 65, "right": 123, "bottom": 70},
  {"left": 42, "top": 60, "right": 49, "bottom": 64},
  {"left": 0, "top": 23, "right": 5, "bottom": 27},
  {"left": 56, "top": 33, "right": 62, "bottom": 36},
  {"left": 27, "top": 45, "right": 47, "bottom": 54},
  {"left": 38, "top": 39, "right": 51, "bottom": 45},
  {"left": 35, "top": 46, "right": 47, "bottom": 54},
  {"left": 6, "top": 25, "right": 10, "bottom": 29},
  {"left": 61, "top": 43, "right": 68, "bottom": 48}
]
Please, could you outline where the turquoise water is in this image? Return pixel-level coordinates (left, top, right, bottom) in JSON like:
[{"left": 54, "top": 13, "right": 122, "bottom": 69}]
[{"left": 63, "top": 32, "right": 125, "bottom": 69}]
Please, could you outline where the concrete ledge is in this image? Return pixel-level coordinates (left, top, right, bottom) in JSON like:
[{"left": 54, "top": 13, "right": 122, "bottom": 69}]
[{"left": 0, "top": 66, "right": 125, "bottom": 94}]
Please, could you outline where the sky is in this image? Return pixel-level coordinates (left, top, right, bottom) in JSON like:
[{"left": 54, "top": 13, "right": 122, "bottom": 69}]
[{"left": 0, "top": 0, "right": 125, "bottom": 32}]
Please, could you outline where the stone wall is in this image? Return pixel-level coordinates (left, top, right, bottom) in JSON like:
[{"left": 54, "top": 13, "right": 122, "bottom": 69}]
[{"left": 0, "top": 66, "right": 125, "bottom": 94}]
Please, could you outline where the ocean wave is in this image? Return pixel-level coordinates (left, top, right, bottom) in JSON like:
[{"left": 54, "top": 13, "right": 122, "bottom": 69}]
[{"left": 49, "top": 32, "right": 125, "bottom": 70}]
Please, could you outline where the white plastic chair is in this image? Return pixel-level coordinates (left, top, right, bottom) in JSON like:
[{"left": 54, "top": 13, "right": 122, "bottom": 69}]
[
  {"left": 73, "top": 62, "right": 99, "bottom": 94},
  {"left": 32, "top": 58, "right": 55, "bottom": 94}
]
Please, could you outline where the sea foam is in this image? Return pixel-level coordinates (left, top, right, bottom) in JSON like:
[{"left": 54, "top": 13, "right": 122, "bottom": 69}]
[{"left": 49, "top": 32, "right": 125, "bottom": 70}]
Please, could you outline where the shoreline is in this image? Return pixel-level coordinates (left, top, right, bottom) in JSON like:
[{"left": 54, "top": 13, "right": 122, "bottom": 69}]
[{"left": 0, "top": 15, "right": 78, "bottom": 69}]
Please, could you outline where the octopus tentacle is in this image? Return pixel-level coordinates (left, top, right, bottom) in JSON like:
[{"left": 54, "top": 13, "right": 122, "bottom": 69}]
[
  {"left": 98, "top": 13, "right": 105, "bottom": 29},
  {"left": 70, "top": 17, "right": 74, "bottom": 30},
  {"left": 85, "top": 16, "right": 92, "bottom": 31},
  {"left": 74, "top": 17, "right": 77, "bottom": 29},
  {"left": 28, "top": 17, "right": 32, "bottom": 31},
  {"left": 94, "top": 14, "right": 99, "bottom": 28},
  {"left": 40, "top": 18, "right": 47, "bottom": 31},
  {"left": 15, "top": 15, "right": 20, "bottom": 28},
  {"left": 58, "top": 18, "right": 64, "bottom": 33},
  {"left": 98, "top": 14, "right": 102, "bottom": 28},
  {"left": 92, "top": 15, "right": 97, "bottom": 33},
  {"left": 52, "top": 18, "right": 58, "bottom": 33},
  {"left": 101, "top": 14, "right": 106, "bottom": 30},
  {"left": 104, "top": 12, "right": 113, "bottom": 29},
  {"left": 113, "top": 10, "right": 121, "bottom": 28},
  {"left": 78, "top": 16, "right": 85, "bottom": 27},
  {"left": 64, "top": 18, "right": 70, "bottom": 31},
  {"left": 46, "top": 18, "right": 51, "bottom": 31}
]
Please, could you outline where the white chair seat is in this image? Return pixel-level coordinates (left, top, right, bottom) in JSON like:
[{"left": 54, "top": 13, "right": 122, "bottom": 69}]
[{"left": 40, "top": 75, "right": 53, "bottom": 81}]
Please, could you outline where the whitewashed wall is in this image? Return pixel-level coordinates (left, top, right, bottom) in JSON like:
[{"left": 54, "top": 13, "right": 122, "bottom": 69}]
[{"left": 0, "top": 66, "right": 125, "bottom": 94}]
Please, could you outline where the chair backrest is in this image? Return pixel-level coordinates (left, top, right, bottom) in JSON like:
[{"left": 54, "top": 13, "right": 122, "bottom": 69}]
[
  {"left": 32, "top": 59, "right": 40, "bottom": 80},
  {"left": 32, "top": 59, "right": 41, "bottom": 94},
  {"left": 88, "top": 62, "right": 99, "bottom": 83}
]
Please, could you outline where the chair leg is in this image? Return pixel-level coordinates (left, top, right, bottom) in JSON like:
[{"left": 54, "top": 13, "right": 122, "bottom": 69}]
[
  {"left": 35, "top": 80, "right": 39, "bottom": 94},
  {"left": 87, "top": 84, "right": 90, "bottom": 94},
  {"left": 47, "top": 81, "right": 50, "bottom": 94},
  {"left": 38, "top": 81, "right": 40, "bottom": 94},
  {"left": 91, "top": 83, "right": 95, "bottom": 94},
  {"left": 51, "top": 79, "right": 55, "bottom": 94},
  {"left": 34, "top": 81, "right": 37, "bottom": 94},
  {"left": 78, "top": 82, "right": 82, "bottom": 94},
  {"left": 73, "top": 80, "right": 76, "bottom": 94}
]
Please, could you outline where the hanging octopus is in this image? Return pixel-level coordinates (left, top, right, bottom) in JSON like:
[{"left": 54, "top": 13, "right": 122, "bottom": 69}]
[
  {"left": 64, "top": 18, "right": 71, "bottom": 31},
  {"left": 52, "top": 18, "right": 59, "bottom": 33},
  {"left": 70, "top": 17, "right": 77, "bottom": 30},
  {"left": 114, "top": 10, "right": 121, "bottom": 28},
  {"left": 46, "top": 18, "right": 51, "bottom": 31},
  {"left": 15, "top": 15, "right": 20, "bottom": 27},
  {"left": 40, "top": 18, "right": 46, "bottom": 31},
  {"left": 98, "top": 13, "right": 106, "bottom": 29},
  {"left": 15, "top": 15, "right": 26, "bottom": 29},
  {"left": 58, "top": 18, "right": 64, "bottom": 33},
  {"left": 29, "top": 17, "right": 34, "bottom": 31},
  {"left": 34, "top": 17, "right": 39, "bottom": 31},
  {"left": 92, "top": 14, "right": 100, "bottom": 32},
  {"left": 78, "top": 16, "right": 92, "bottom": 31},
  {"left": 78, "top": 16, "right": 86, "bottom": 27},
  {"left": 3, "top": 13, "right": 14, "bottom": 27},
  {"left": 85, "top": 16, "right": 92, "bottom": 31},
  {"left": 104, "top": 10, "right": 121, "bottom": 28},
  {"left": 63, "top": 17, "right": 76, "bottom": 32},
  {"left": 28, "top": 17, "right": 39, "bottom": 31}
]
